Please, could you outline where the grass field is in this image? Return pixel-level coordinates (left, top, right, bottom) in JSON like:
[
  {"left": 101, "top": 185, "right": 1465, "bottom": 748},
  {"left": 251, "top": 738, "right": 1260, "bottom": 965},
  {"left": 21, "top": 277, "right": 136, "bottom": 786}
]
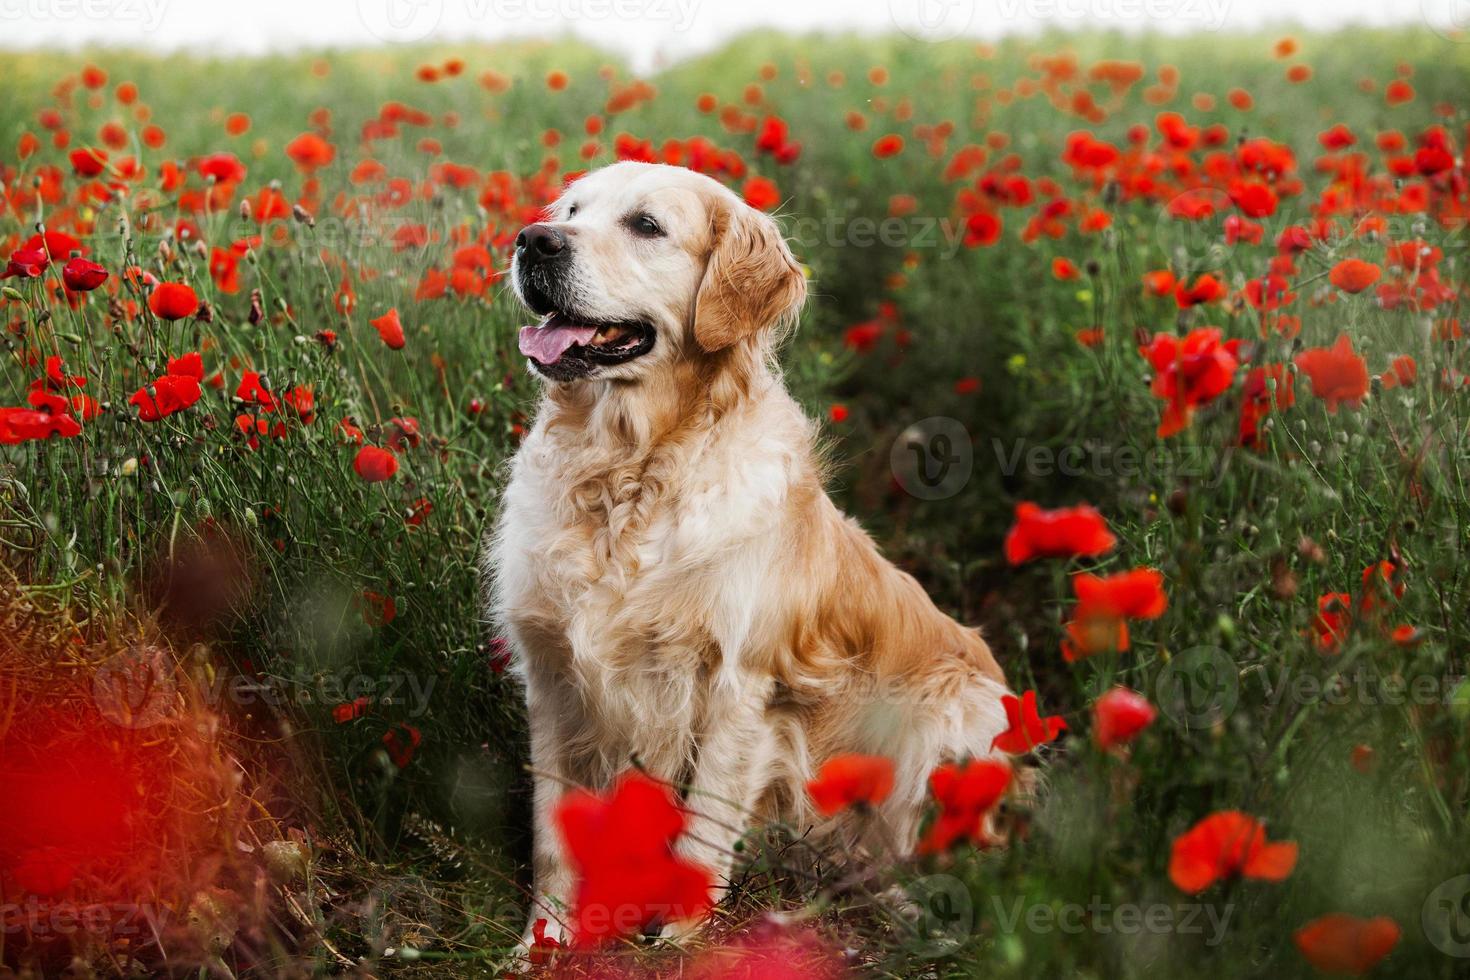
[{"left": 2, "top": 22, "right": 1469, "bottom": 978}]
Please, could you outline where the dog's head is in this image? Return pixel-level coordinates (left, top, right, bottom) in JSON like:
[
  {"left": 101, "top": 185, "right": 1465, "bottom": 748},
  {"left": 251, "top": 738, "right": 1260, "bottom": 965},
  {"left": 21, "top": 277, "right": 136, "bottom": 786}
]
[{"left": 512, "top": 162, "right": 806, "bottom": 383}]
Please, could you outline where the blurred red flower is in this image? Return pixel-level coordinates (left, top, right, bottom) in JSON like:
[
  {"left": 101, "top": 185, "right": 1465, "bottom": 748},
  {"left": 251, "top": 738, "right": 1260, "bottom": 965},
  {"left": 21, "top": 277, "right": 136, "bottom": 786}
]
[
  {"left": 1093, "top": 687, "right": 1156, "bottom": 749},
  {"left": 1294, "top": 335, "right": 1369, "bottom": 412},
  {"left": 382, "top": 723, "right": 420, "bottom": 767},
  {"left": 1293, "top": 915, "right": 1400, "bottom": 975},
  {"left": 1169, "top": 811, "right": 1297, "bottom": 893},
  {"left": 1329, "top": 259, "right": 1381, "bottom": 294},
  {"left": 372, "top": 308, "right": 406, "bottom": 349},
  {"left": 1004, "top": 502, "right": 1116, "bottom": 564},
  {"left": 806, "top": 754, "right": 895, "bottom": 815},
  {"left": 1141, "top": 327, "right": 1242, "bottom": 437},
  {"left": 916, "top": 758, "right": 1012, "bottom": 854},
  {"left": 1074, "top": 568, "right": 1168, "bottom": 620},
  {"left": 353, "top": 446, "right": 399, "bottom": 483},
  {"left": 1173, "top": 273, "right": 1228, "bottom": 308},
  {"left": 555, "top": 772, "right": 714, "bottom": 946},
  {"left": 742, "top": 176, "right": 780, "bottom": 211},
  {"left": 872, "top": 134, "right": 905, "bottom": 158},
  {"left": 148, "top": 282, "right": 198, "bottom": 321},
  {"left": 285, "top": 131, "right": 336, "bottom": 171},
  {"left": 0, "top": 407, "right": 82, "bottom": 444},
  {"left": 1312, "top": 592, "right": 1353, "bottom": 653}
]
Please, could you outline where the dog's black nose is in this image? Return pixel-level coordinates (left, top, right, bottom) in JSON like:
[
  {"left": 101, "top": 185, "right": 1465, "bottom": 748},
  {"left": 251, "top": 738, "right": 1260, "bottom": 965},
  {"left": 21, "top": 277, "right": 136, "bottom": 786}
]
[{"left": 516, "top": 224, "right": 567, "bottom": 262}]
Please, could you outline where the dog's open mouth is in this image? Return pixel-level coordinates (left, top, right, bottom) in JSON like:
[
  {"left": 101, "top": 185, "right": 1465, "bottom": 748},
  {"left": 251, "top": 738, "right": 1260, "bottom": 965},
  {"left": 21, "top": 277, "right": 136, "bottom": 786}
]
[{"left": 518, "top": 312, "right": 655, "bottom": 380}]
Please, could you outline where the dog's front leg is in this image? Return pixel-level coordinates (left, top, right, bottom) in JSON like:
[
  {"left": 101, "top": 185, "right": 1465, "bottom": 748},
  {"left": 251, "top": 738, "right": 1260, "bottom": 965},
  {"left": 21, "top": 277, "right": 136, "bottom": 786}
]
[
  {"left": 521, "top": 670, "right": 576, "bottom": 949},
  {"left": 678, "top": 679, "right": 779, "bottom": 908}
]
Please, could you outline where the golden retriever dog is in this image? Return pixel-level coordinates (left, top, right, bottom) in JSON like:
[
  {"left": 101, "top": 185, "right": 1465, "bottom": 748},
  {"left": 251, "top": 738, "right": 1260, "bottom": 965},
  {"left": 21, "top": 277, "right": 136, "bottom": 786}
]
[{"left": 486, "top": 161, "right": 1012, "bottom": 943}]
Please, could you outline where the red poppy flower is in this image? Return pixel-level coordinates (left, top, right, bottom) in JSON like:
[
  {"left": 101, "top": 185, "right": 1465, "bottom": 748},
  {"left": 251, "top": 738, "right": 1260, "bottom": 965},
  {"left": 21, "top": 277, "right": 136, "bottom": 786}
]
[
  {"left": 1293, "top": 915, "right": 1400, "bottom": 975},
  {"left": 1, "top": 247, "right": 48, "bottom": 280},
  {"left": 68, "top": 146, "right": 108, "bottom": 177},
  {"left": 991, "top": 690, "right": 1067, "bottom": 754},
  {"left": 196, "top": 152, "right": 247, "bottom": 184},
  {"left": 1073, "top": 568, "right": 1168, "bottom": 620},
  {"left": 1004, "top": 502, "right": 1116, "bottom": 565},
  {"left": 1142, "top": 269, "right": 1177, "bottom": 296},
  {"left": 1051, "top": 257, "right": 1080, "bottom": 280},
  {"left": 872, "top": 134, "right": 905, "bottom": 158},
  {"left": 236, "top": 371, "right": 279, "bottom": 411},
  {"left": 1224, "top": 214, "right": 1264, "bottom": 245},
  {"left": 555, "top": 772, "right": 714, "bottom": 946},
  {"left": 1229, "top": 181, "right": 1278, "bottom": 218},
  {"left": 963, "top": 211, "right": 1002, "bottom": 248},
  {"left": 1380, "top": 355, "right": 1417, "bottom": 390},
  {"left": 1173, "top": 273, "right": 1228, "bottom": 308},
  {"left": 1061, "top": 616, "right": 1130, "bottom": 661},
  {"left": 1238, "top": 363, "right": 1296, "bottom": 447},
  {"left": 742, "top": 176, "right": 780, "bottom": 211},
  {"left": 1168, "top": 811, "right": 1297, "bottom": 893},
  {"left": 353, "top": 446, "right": 399, "bottom": 483},
  {"left": 1294, "top": 335, "right": 1369, "bottom": 412},
  {"left": 61, "top": 257, "right": 108, "bottom": 292},
  {"left": 1311, "top": 592, "right": 1353, "bottom": 653},
  {"left": 1141, "top": 327, "right": 1242, "bottom": 437},
  {"left": 528, "top": 918, "right": 563, "bottom": 966},
  {"left": 129, "top": 374, "right": 203, "bottom": 422},
  {"left": 382, "top": 723, "right": 420, "bottom": 767},
  {"left": 285, "top": 131, "right": 336, "bottom": 171},
  {"left": 149, "top": 282, "right": 198, "bottom": 321},
  {"left": 333, "top": 696, "right": 369, "bottom": 724},
  {"left": 1329, "top": 259, "right": 1381, "bottom": 294},
  {"left": 806, "top": 754, "right": 895, "bottom": 816},
  {"left": 916, "top": 758, "right": 1012, "bottom": 854},
  {"left": 361, "top": 590, "right": 397, "bottom": 627},
  {"left": 371, "top": 308, "right": 406, "bottom": 349},
  {"left": 0, "top": 407, "right": 82, "bottom": 444},
  {"left": 168, "top": 352, "right": 204, "bottom": 381},
  {"left": 1093, "top": 687, "right": 1157, "bottom": 750},
  {"left": 1359, "top": 560, "right": 1404, "bottom": 617}
]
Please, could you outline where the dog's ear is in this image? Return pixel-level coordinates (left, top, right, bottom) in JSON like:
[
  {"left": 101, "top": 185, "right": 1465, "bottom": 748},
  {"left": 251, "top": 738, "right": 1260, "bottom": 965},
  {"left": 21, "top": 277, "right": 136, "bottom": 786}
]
[{"left": 692, "top": 198, "right": 806, "bottom": 352}]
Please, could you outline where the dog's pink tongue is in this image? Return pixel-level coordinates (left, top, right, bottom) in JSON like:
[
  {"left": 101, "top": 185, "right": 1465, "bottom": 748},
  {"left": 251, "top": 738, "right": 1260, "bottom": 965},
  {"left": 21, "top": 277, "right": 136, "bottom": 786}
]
[{"left": 519, "top": 322, "right": 597, "bottom": 365}]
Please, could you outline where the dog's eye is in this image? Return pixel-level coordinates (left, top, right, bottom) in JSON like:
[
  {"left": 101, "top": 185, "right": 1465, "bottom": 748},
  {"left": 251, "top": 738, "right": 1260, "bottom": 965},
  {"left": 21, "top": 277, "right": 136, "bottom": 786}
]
[
  {"left": 631, "top": 214, "right": 663, "bottom": 237},
  {"left": 566, "top": 204, "right": 578, "bottom": 218}
]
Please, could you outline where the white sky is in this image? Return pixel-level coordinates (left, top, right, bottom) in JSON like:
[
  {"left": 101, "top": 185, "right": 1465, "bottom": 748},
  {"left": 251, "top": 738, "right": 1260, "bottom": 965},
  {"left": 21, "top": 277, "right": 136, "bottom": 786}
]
[{"left": 0, "top": 0, "right": 1462, "bottom": 71}]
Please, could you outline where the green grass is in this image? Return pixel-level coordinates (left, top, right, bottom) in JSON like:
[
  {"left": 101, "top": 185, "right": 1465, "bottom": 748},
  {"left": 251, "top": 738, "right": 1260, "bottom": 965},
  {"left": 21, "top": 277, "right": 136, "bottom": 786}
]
[{"left": 1, "top": 24, "right": 1469, "bottom": 978}]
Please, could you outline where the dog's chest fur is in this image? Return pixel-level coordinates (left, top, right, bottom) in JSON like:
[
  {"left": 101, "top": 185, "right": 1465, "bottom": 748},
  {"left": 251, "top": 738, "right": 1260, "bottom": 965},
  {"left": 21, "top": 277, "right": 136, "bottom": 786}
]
[{"left": 489, "top": 390, "right": 809, "bottom": 766}]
